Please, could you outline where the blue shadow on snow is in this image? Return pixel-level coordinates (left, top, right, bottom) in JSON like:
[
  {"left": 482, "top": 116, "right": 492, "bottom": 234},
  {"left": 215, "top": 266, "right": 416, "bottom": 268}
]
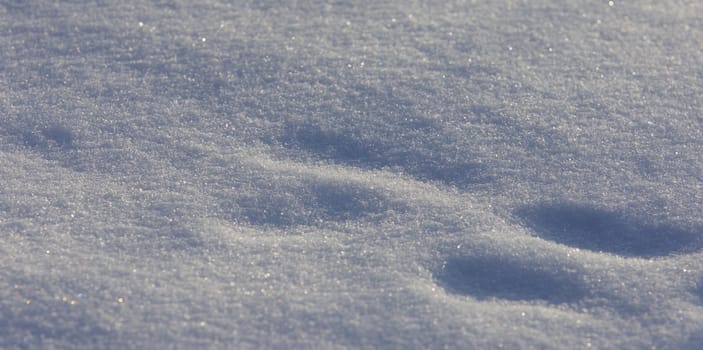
[
  {"left": 282, "top": 121, "right": 491, "bottom": 188},
  {"left": 437, "top": 256, "right": 586, "bottom": 304},
  {"left": 514, "top": 203, "right": 701, "bottom": 258}
]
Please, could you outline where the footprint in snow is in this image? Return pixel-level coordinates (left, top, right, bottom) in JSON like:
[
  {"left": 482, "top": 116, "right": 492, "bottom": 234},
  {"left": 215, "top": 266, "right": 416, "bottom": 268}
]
[
  {"left": 514, "top": 203, "right": 702, "bottom": 258},
  {"left": 436, "top": 255, "right": 586, "bottom": 304}
]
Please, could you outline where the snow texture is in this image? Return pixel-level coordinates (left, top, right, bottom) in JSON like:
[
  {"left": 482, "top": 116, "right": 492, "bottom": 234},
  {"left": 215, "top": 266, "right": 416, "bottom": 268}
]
[{"left": 1, "top": 1, "right": 703, "bottom": 349}]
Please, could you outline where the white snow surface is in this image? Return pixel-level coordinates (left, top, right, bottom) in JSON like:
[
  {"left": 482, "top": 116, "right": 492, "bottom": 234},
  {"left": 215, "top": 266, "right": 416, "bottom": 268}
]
[{"left": 1, "top": 1, "right": 703, "bottom": 349}]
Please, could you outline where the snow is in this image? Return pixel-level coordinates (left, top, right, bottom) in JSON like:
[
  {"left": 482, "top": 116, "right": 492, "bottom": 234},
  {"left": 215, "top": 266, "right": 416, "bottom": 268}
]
[{"left": 1, "top": 0, "right": 702, "bottom": 348}]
